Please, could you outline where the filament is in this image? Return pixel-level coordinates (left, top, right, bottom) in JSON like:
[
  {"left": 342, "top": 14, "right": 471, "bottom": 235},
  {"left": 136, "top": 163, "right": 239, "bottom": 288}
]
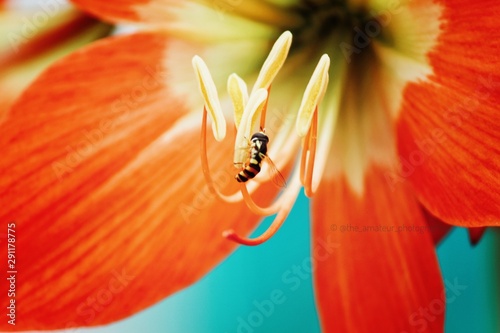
[
  {"left": 300, "top": 107, "right": 318, "bottom": 197},
  {"left": 223, "top": 168, "right": 302, "bottom": 246},
  {"left": 200, "top": 107, "right": 244, "bottom": 203}
]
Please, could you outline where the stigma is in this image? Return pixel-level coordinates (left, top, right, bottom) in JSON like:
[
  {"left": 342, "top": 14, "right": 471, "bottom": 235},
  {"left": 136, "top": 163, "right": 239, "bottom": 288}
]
[{"left": 192, "top": 31, "right": 330, "bottom": 245}]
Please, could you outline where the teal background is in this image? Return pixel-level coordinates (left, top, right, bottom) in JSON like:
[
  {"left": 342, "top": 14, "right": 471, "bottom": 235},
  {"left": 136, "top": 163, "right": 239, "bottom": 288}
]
[{"left": 70, "top": 192, "right": 499, "bottom": 333}]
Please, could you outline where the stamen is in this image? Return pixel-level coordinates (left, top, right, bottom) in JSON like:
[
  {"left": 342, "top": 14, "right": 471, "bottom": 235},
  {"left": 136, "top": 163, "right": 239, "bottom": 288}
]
[
  {"left": 251, "top": 30, "right": 292, "bottom": 93},
  {"left": 239, "top": 182, "right": 281, "bottom": 216},
  {"left": 192, "top": 55, "right": 226, "bottom": 141},
  {"left": 194, "top": 31, "right": 323, "bottom": 247},
  {"left": 295, "top": 54, "right": 329, "bottom": 197},
  {"left": 300, "top": 108, "right": 318, "bottom": 197},
  {"left": 296, "top": 54, "right": 330, "bottom": 137},
  {"left": 227, "top": 73, "right": 248, "bottom": 128},
  {"left": 233, "top": 88, "right": 268, "bottom": 165},
  {"left": 260, "top": 85, "right": 272, "bottom": 131},
  {"left": 223, "top": 169, "right": 302, "bottom": 246}
]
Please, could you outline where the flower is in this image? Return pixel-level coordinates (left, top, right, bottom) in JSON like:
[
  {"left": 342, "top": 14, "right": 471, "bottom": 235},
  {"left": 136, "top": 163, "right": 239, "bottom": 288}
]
[{"left": 0, "top": 0, "right": 498, "bottom": 332}]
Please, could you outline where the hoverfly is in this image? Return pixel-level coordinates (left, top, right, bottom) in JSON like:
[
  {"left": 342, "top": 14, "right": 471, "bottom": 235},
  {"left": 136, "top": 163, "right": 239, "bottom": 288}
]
[{"left": 235, "top": 131, "right": 287, "bottom": 187}]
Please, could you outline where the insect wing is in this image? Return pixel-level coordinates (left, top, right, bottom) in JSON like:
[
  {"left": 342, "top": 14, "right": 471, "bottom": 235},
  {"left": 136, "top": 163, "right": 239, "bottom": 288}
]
[{"left": 260, "top": 153, "right": 287, "bottom": 188}]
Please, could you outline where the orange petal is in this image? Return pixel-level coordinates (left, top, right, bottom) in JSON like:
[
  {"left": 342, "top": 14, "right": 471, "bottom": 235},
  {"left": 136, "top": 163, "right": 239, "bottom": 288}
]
[
  {"left": 71, "top": 0, "right": 148, "bottom": 22},
  {"left": 312, "top": 166, "right": 444, "bottom": 333},
  {"left": 397, "top": 0, "right": 500, "bottom": 227},
  {"left": 0, "top": 31, "right": 277, "bottom": 330}
]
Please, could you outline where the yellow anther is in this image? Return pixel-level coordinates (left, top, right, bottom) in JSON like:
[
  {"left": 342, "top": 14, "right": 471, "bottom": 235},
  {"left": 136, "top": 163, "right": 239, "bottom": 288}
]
[
  {"left": 227, "top": 73, "right": 248, "bottom": 128},
  {"left": 296, "top": 54, "right": 330, "bottom": 137},
  {"left": 251, "top": 30, "right": 292, "bottom": 93},
  {"left": 192, "top": 55, "right": 226, "bottom": 141},
  {"left": 233, "top": 88, "right": 268, "bottom": 165}
]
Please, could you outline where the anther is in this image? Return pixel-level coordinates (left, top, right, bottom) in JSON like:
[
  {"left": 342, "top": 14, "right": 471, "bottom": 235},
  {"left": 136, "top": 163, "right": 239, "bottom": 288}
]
[
  {"left": 192, "top": 56, "right": 226, "bottom": 141},
  {"left": 227, "top": 73, "right": 248, "bottom": 128},
  {"left": 296, "top": 54, "right": 330, "bottom": 196},
  {"left": 233, "top": 88, "right": 268, "bottom": 165},
  {"left": 251, "top": 31, "right": 292, "bottom": 93},
  {"left": 296, "top": 54, "right": 330, "bottom": 137}
]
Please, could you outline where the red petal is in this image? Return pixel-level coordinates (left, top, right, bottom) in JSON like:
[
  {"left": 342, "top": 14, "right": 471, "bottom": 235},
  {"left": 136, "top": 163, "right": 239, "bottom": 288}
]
[
  {"left": 0, "top": 32, "right": 277, "bottom": 330},
  {"left": 397, "top": 0, "right": 500, "bottom": 227},
  {"left": 468, "top": 227, "right": 487, "bottom": 245},
  {"left": 421, "top": 205, "right": 453, "bottom": 245},
  {"left": 312, "top": 167, "right": 444, "bottom": 332}
]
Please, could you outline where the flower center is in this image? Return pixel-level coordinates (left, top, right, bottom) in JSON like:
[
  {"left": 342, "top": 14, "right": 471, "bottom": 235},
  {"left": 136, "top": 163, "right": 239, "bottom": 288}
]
[
  {"left": 276, "top": 0, "right": 442, "bottom": 193},
  {"left": 292, "top": 1, "right": 389, "bottom": 47}
]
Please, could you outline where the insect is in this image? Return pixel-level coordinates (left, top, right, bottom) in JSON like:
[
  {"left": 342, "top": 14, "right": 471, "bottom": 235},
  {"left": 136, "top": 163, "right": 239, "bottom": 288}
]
[{"left": 235, "top": 131, "right": 286, "bottom": 187}]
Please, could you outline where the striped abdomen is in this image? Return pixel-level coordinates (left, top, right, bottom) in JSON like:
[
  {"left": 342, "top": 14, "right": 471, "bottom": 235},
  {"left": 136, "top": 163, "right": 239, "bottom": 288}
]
[
  {"left": 236, "top": 153, "right": 265, "bottom": 182},
  {"left": 235, "top": 132, "right": 269, "bottom": 183}
]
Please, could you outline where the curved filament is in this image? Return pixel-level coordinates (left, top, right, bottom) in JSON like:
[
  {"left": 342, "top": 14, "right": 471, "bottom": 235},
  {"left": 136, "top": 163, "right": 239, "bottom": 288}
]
[
  {"left": 239, "top": 182, "right": 282, "bottom": 216},
  {"left": 300, "top": 107, "right": 318, "bottom": 197},
  {"left": 200, "top": 107, "right": 244, "bottom": 203},
  {"left": 223, "top": 168, "right": 302, "bottom": 246}
]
